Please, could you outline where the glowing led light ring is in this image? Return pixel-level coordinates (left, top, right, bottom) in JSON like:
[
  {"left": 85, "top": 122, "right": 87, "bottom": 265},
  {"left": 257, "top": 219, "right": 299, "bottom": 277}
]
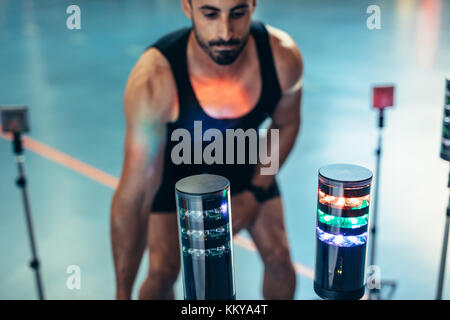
[
  {"left": 317, "top": 209, "right": 368, "bottom": 229},
  {"left": 316, "top": 227, "right": 367, "bottom": 247},
  {"left": 180, "top": 205, "right": 228, "bottom": 220},
  {"left": 182, "top": 243, "right": 231, "bottom": 257},
  {"left": 181, "top": 225, "right": 229, "bottom": 239},
  {"left": 318, "top": 190, "right": 370, "bottom": 210}
]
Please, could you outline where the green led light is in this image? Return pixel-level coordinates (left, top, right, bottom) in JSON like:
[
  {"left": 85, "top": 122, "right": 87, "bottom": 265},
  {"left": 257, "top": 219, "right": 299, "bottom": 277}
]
[
  {"left": 317, "top": 209, "right": 368, "bottom": 228},
  {"left": 443, "top": 126, "right": 450, "bottom": 139},
  {"left": 352, "top": 199, "right": 369, "bottom": 210}
]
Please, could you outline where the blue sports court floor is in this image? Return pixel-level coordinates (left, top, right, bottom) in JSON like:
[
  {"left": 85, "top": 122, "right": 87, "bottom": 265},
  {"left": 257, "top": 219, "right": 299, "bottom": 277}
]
[{"left": 0, "top": 0, "right": 449, "bottom": 299}]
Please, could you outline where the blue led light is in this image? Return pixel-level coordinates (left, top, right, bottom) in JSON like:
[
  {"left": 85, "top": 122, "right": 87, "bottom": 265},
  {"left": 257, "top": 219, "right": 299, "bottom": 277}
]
[
  {"left": 316, "top": 227, "right": 367, "bottom": 247},
  {"left": 220, "top": 202, "right": 228, "bottom": 217}
]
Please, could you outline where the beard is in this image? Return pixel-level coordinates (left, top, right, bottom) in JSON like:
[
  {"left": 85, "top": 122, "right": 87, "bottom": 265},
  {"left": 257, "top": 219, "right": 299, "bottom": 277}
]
[{"left": 193, "top": 24, "right": 250, "bottom": 66}]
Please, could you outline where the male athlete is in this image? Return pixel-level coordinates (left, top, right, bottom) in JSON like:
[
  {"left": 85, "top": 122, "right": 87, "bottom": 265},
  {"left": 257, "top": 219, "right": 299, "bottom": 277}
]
[{"left": 111, "top": 0, "right": 303, "bottom": 300}]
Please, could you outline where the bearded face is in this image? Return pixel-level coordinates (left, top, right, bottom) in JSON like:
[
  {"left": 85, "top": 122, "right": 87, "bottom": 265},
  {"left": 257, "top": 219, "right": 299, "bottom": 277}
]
[{"left": 187, "top": 0, "right": 255, "bottom": 66}]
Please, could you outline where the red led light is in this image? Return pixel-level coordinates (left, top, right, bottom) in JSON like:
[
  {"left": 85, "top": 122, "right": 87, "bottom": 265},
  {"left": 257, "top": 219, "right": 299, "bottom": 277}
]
[{"left": 318, "top": 190, "right": 370, "bottom": 209}]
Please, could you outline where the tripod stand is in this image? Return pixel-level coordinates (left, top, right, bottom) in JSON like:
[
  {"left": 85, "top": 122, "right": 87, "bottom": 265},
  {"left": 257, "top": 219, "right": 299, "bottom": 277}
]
[
  {"left": 436, "top": 165, "right": 450, "bottom": 300},
  {"left": 11, "top": 132, "right": 45, "bottom": 300},
  {"left": 368, "top": 109, "right": 397, "bottom": 300}
]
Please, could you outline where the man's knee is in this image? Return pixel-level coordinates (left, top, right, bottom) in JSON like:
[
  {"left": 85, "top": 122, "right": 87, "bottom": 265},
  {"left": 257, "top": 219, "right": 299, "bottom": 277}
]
[
  {"left": 149, "top": 262, "right": 180, "bottom": 285},
  {"left": 262, "top": 246, "right": 294, "bottom": 273},
  {"left": 139, "top": 263, "right": 180, "bottom": 300}
]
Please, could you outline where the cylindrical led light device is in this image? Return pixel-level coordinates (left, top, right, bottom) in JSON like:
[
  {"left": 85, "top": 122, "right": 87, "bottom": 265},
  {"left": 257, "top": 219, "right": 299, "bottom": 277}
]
[
  {"left": 314, "top": 164, "right": 373, "bottom": 300},
  {"left": 440, "top": 77, "right": 450, "bottom": 161},
  {"left": 175, "top": 174, "right": 236, "bottom": 300}
]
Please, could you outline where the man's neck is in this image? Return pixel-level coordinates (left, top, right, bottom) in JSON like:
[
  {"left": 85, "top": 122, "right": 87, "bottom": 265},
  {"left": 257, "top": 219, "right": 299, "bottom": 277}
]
[{"left": 187, "top": 31, "right": 252, "bottom": 81}]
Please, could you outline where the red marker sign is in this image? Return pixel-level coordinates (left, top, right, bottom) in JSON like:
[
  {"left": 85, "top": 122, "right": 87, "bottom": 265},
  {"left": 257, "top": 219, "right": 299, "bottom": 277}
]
[{"left": 372, "top": 86, "right": 395, "bottom": 109}]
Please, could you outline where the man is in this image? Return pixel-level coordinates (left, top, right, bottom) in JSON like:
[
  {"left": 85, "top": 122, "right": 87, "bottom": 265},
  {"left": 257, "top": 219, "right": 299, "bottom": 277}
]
[{"left": 111, "top": 0, "right": 303, "bottom": 300}]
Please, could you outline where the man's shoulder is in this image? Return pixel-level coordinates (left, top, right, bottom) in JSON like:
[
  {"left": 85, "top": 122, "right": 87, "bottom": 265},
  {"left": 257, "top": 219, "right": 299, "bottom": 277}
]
[
  {"left": 130, "top": 48, "right": 175, "bottom": 87},
  {"left": 265, "top": 24, "right": 303, "bottom": 94},
  {"left": 124, "top": 48, "right": 178, "bottom": 122}
]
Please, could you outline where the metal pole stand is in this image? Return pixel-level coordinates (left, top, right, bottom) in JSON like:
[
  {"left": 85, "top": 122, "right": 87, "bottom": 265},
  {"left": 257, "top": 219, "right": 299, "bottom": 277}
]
[
  {"left": 368, "top": 109, "right": 397, "bottom": 300},
  {"left": 436, "top": 166, "right": 450, "bottom": 300},
  {"left": 12, "top": 132, "right": 45, "bottom": 300}
]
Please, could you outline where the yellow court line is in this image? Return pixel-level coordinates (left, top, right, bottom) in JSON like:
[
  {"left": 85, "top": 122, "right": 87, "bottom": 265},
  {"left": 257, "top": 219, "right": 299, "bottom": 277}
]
[{"left": 0, "top": 126, "right": 314, "bottom": 280}]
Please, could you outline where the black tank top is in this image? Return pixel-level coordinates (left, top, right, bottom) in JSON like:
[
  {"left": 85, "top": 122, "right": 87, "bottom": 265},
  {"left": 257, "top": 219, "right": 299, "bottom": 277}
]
[{"left": 150, "top": 21, "right": 282, "bottom": 212}]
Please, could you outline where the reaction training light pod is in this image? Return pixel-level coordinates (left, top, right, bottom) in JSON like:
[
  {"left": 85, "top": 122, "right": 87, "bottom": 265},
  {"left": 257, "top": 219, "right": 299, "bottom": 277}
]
[
  {"left": 314, "top": 164, "right": 373, "bottom": 300},
  {"left": 175, "top": 174, "right": 236, "bottom": 300},
  {"left": 440, "top": 77, "right": 450, "bottom": 161}
]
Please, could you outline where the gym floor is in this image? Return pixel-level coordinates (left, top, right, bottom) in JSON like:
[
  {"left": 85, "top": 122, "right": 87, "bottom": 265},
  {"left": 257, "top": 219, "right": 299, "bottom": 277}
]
[{"left": 0, "top": 0, "right": 449, "bottom": 299}]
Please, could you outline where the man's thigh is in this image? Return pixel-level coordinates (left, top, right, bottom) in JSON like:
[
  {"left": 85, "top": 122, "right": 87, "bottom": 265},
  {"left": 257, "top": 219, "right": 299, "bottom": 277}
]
[
  {"left": 148, "top": 212, "right": 181, "bottom": 272},
  {"left": 246, "top": 197, "right": 292, "bottom": 262}
]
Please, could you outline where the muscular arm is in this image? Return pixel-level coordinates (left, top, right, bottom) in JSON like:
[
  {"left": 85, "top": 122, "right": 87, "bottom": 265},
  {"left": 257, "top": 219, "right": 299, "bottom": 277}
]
[
  {"left": 232, "top": 27, "right": 303, "bottom": 233},
  {"left": 251, "top": 26, "right": 304, "bottom": 190},
  {"left": 110, "top": 49, "right": 177, "bottom": 299}
]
